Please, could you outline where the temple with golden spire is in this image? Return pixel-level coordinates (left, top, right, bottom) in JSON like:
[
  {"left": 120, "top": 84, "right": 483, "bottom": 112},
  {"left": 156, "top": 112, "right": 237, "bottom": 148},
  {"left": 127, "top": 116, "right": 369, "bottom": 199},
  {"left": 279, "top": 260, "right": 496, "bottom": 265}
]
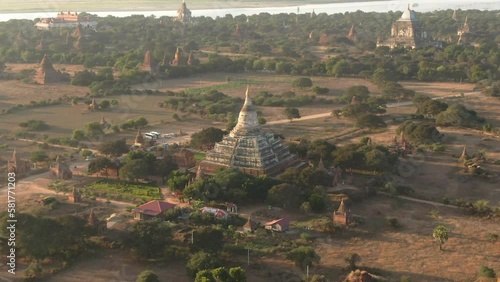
[{"left": 198, "top": 87, "right": 299, "bottom": 176}]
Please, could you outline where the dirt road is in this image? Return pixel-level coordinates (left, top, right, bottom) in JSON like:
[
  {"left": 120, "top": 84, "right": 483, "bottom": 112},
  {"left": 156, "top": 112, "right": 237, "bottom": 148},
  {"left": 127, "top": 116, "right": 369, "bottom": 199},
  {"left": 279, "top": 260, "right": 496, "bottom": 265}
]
[{"left": 266, "top": 91, "right": 482, "bottom": 125}]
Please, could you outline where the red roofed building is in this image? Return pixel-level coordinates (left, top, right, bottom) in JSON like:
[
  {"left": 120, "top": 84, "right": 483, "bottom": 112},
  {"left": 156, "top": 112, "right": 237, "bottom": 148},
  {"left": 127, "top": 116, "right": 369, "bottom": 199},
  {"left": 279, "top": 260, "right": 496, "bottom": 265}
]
[
  {"left": 134, "top": 200, "right": 176, "bottom": 220},
  {"left": 265, "top": 218, "right": 289, "bottom": 232}
]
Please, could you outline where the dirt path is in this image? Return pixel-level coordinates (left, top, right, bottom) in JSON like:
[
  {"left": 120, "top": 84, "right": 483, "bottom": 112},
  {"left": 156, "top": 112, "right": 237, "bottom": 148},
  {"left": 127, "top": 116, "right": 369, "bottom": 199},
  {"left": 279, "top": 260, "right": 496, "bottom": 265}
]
[
  {"left": 267, "top": 91, "right": 482, "bottom": 125},
  {"left": 379, "top": 192, "right": 459, "bottom": 209}
]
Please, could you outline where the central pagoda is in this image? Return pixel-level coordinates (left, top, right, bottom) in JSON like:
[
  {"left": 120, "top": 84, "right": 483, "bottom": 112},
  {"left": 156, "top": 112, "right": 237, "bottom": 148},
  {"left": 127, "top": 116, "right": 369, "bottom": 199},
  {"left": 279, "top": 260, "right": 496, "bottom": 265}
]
[{"left": 199, "top": 87, "right": 299, "bottom": 176}]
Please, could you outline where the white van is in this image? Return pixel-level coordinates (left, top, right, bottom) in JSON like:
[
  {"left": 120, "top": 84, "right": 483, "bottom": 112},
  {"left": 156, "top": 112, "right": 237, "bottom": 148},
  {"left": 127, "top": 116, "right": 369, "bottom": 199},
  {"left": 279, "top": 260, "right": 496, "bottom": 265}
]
[
  {"left": 144, "top": 133, "right": 155, "bottom": 139},
  {"left": 150, "top": 131, "right": 161, "bottom": 138}
]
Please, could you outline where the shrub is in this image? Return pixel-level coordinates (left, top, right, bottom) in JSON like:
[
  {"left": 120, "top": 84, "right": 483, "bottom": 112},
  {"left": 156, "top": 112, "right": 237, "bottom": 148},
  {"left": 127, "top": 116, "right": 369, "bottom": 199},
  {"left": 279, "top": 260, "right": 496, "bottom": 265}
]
[
  {"left": 386, "top": 217, "right": 400, "bottom": 228},
  {"left": 312, "top": 86, "right": 329, "bottom": 95},
  {"left": 478, "top": 266, "right": 496, "bottom": 278},
  {"left": 18, "top": 120, "right": 49, "bottom": 131},
  {"left": 486, "top": 233, "right": 498, "bottom": 243},
  {"left": 292, "top": 77, "right": 313, "bottom": 88},
  {"left": 432, "top": 143, "right": 446, "bottom": 152}
]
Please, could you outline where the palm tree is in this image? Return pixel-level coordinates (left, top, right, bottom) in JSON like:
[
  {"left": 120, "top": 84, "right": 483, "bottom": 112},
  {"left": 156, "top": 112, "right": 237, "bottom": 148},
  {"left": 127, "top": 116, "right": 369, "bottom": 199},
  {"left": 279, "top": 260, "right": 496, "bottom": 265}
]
[{"left": 433, "top": 225, "right": 449, "bottom": 251}]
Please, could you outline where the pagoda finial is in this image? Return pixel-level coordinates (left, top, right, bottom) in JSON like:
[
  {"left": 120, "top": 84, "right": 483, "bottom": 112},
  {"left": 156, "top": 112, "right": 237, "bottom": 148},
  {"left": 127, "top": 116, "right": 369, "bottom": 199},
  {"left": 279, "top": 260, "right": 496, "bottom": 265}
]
[{"left": 337, "top": 199, "right": 346, "bottom": 214}]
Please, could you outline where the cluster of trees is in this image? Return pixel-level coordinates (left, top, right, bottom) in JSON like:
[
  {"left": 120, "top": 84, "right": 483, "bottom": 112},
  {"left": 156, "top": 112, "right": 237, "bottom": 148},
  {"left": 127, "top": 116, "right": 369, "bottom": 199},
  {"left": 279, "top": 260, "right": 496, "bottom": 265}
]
[
  {"left": 0, "top": 212, "right": 99, "bottom": 264},
  {"left": 414, "top": 95, "right": 490, "bottom": 130},
  {"left": 179, "top": 168, "right": 279, "bottom": 203},
  {"left": 396, "top": 121, "right": 442, "bottom": 144},
  {"left": 0, "top": 10, "right": 497, "bottom": 92},
  {"left": 88, "top": 139, "right": 178, "bottom": 182},
  {"left": 194, "top": 266, "right": 246, "bottom": 282},
  {"left": 71, "top": 68, "right": 114, "bottom": 86},
  {"left": 160, "top": 90, "right": 242, "bottom": 122},
  {"left": 332, "top": 85, "right": 388, "bottom": 129},
  {"left": 18, "top": 119, "right": 49, "bottom": 131}
]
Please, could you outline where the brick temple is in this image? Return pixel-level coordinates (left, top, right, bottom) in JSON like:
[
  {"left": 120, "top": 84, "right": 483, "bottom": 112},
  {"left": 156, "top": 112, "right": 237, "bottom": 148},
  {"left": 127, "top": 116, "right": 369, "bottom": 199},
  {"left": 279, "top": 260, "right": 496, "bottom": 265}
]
[
  {"left": 199, "top": 87, "right": 299, "bottom": 176},
  {"left": 377, "top": 5, "right": 432, "bottom": 49}
]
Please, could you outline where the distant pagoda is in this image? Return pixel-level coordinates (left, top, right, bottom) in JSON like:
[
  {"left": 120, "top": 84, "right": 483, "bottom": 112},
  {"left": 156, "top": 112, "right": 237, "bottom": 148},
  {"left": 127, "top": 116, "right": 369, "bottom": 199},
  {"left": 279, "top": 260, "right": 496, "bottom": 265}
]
[
  {"left": 199, "top": 87, "right": 299, "bottom": 177},
  {"left": 347, "top": 24, "right": 357, "bottom": 42},
  {"left": 377, "top": 4, "right": 430, "bottom": 49},
  {"left": 141, "top": 50, "right": 157, "bottom": 74},
  {"left": 176, "top": 0, "right": 192, "bottom": 23},
  {"left": 34, "top": 54, "right": 65, "bottom": 84}
]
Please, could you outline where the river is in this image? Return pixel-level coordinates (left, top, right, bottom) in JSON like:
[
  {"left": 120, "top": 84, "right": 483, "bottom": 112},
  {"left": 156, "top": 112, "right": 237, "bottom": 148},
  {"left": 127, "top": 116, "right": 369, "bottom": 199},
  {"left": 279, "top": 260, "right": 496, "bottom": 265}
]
[{"left": 0, "top": 0, "right": 498, "bottom": 22}]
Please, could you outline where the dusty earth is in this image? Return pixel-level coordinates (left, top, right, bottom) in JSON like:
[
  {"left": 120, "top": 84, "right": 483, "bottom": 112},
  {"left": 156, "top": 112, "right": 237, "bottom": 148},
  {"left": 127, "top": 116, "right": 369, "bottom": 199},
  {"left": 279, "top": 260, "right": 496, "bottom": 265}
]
[{"left": 0, "top": 66, "right": 499, "bottom": 281}]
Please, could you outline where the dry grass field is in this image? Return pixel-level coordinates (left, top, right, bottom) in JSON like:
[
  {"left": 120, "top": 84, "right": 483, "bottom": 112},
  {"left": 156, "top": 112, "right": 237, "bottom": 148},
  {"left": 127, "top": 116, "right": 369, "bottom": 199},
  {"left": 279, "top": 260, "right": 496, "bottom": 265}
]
[
  {"left": 1, "top": 67, "right": 499, "bottom": 281},
  {"left": 313, "top": 196, "right": 500, "bottom": 281}
]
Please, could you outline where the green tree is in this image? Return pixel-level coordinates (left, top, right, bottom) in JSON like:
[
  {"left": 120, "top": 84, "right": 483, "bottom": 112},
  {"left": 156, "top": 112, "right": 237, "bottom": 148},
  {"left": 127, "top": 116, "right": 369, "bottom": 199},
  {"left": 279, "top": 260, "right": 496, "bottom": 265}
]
[
  {"left": 432, "top": 225, "right": 449, "bottom": 251},
  {"left": 120, "top": 159, "right": 149, "bottom": 181},
  {"left": 154, "top": 156, "right": 178, "bottom": 183},
  {"left": 194, "top": 270, "right": 215, "bottom": 282},
  {"left": 87, "top": 157, "right": 115, "bottom": 176},
  {"left": 97, "top": 139, "right": 129, "bottom": 157},
  {"left": 31, "top": 151, "right": 49, "bottom": 163},
  {"left": 286, "top": 246, "right": 320, "bottom": 269},
  {"left": 284, "top": 107, "right": 301, "bottom": 121},
  {"left": 99, "top": 100, "right": 110, "bottom": 109},
  {"left": 229, "top": 267, "right": 247, "bottom": 282},
  {"left": 136, "top": 116, "right": 149, "bottom": 128},
  {"left": 131, "top": 220, "right": 172, "bottom": 259},
  {"left": 167, "top": 170, "right": 191, "bottom": 191},
  {"left": 344, "top": 253, "right": 361, "bottom": 270},
  {"left": 341, "top": 85, "right": 370, "bottom": 103},
  {"left": 191, "top": 227, "right": 225, "bottom": 253},
  {"left": 136, "top": 270, "right": 160, "bottom": 282},
  {"left": 73, "top": 129, "right": 86, "bottom": 141},
  {"left": 190, "top": 127, "right": 225, "bottom": 149},
  {"left": 416, "top": 99, "right": 448, "bottom": 117},
  {"left": 186, "top": 251, "right": 221, "bottom": 278},
  {"left": 84, "top": 122, "right": 104, "bottom": 139},
  {"left": 79, "top": 149, "right": 93, "bottom": 158},
  {"left": 355, "top": 114, "right": 386, "bottom": 129},
  {"left": 211, "top": 267, "right": 231, "bottom": 282},
  {"left": 292, "top": 77, "right": 313, "bottom": 88},
  {"left": 308, "top": 194, "right": 326, "bottom": 213},
  {"left": 266, "top": 183, "right": 302, "bottom": 210}
]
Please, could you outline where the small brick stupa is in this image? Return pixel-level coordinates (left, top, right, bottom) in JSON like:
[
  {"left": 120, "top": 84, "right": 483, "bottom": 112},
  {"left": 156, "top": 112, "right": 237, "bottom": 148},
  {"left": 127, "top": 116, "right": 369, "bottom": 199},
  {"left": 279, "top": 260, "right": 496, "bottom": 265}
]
[
  {"left": 141, "top": 50, "right": 157, "bottom": 74},
  {"left": 34, "top": 54, "right": 65, "bottom": 84},
  {"left": 170, "top": 47, "right": 185, "bottom": 66}
]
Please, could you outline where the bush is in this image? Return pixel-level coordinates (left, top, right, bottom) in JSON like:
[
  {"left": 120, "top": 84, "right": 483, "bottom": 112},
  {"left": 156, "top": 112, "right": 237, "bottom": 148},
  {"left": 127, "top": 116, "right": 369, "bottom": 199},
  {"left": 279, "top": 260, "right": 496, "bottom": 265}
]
[
  {"left": 486, "top": 233, "right": 498, "bottom": 243},
  {"left": 432, "top": 143, "right": 446, "bottom": 152},
  {"left": 18, "top": 120, "right": 49, "bottom": 131},
  {"left": 136, "top": 270, "right": 160, "bottom": 282},
  {"left": 312, "top": 86, "right": 329, "bottom": 95},
  {"left": 80, "top": 149, "right": 93, "bottom": 158},
  {"left": 478, "top": 266, "right": 496, "bottom": 278},
  {"left": 386, "top": 217, "right": 400, "bottom": 228},
  {"left": 292, "top": 77, "right": 313, "bottom": 88}
]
